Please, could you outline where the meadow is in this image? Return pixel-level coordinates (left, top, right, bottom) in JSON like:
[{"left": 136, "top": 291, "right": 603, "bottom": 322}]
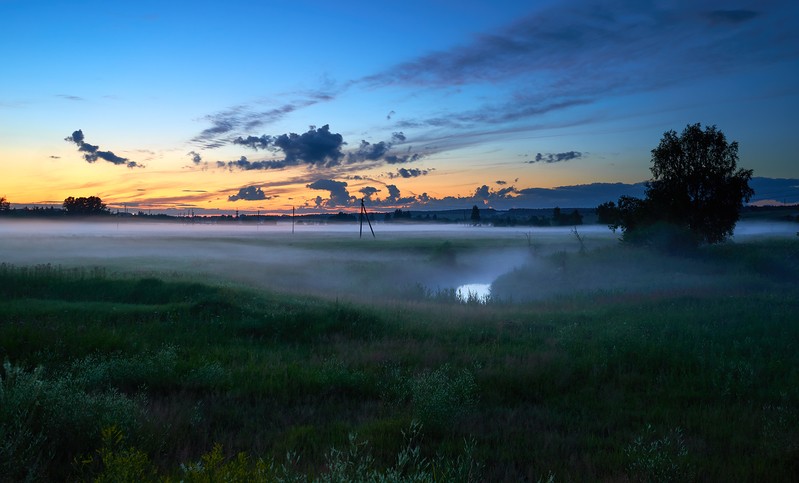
[{"left": 1, "top": 220, "right": 798, "bottom": 481}]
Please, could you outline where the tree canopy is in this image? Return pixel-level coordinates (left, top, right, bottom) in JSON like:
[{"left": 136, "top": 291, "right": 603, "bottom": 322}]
[
  {"left": 605, "top": 123, "right": 753, "bottom": 247},
  {"left": 0, "top": 196, "right": 9, "bottom": 211},
  {"left": 62, "top": 196, "right": 109, "bottom": 215}
]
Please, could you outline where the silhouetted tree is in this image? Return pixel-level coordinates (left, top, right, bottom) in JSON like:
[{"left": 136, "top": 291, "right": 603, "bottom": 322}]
[
  {"left": 328, "top": 211, "right": 357, "bottom": 222},
  {"left": 552, "top": 207, "right": 582, "bottom": 226},
  {"left": 470, "top": 205, "right": 481, "bottom": 225},
  {"left": 613, "top": 123, "right": 753, "bottom": 247},
  {"left": 595, "top": 201, "right": 620, "bottom": 227},
  {"left": 391, "top": 209, "right": 412, "bottom": 220},
  {"left": 0, "top": 196, "right": 9, "bottom": 211},
  {"left": 62, "top": 196, "right": 108, "bottom": 215}
]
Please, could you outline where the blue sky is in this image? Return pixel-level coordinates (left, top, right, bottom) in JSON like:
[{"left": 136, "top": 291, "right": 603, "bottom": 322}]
[{"left": 1, "top": 0, "right": 797, "bottom": 213}]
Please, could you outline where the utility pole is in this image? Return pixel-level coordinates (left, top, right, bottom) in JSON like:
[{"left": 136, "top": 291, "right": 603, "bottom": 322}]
[{"left": 359, "top": 198, "right": 375, "bottom": 239}]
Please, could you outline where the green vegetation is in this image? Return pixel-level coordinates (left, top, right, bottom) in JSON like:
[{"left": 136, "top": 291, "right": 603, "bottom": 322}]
[{"left": 1, "top": 238, "right": 798, "bottom": 481}]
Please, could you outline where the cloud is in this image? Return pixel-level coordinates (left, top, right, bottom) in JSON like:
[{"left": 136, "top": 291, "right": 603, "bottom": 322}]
[
  {"left": 222, "top": 126, "right": 425, "bottom": 173},
  {"left": 217, "top": 156, "right": 288, "bottom": 171},
  {"left": 387, "top": 167, "right": 431, "bottom": 179},
  {"left": 57, "top": 94, "right": 84, "bottom": 101},
  {"left": 357, "top": 0, "right": 794, "bottom": 137},
  {"left": 228, "top": 186, "right": 269, "bottom": 202},
  {"left": 384, "top": 152, "right": 424, "bottom": 165},
  {"left": 191, "top": 89, "right": 341, "bottom": 148},
  {"left": 359, "top": 186, "right": 380, "bottom": 199},
  {"left": 346, "top": 131, "right": 420, "bottom": 165},
  {"left": 187, "top": 0, "right": 795, "bottom": 169},
  {"left": 350, "top": 140, "right": 391, "bottom": 161},
  {"left": 528, "top": 151, "right": 583, "bottom": 164},
  {"left": 232, "top": 135, "right": 273, "bottom": 150},
  {"left": 274, "top": 124, "right": 345, "bottom": 167},
  {"left": 364, "top": 1, "right": 782, "bottom": 90},
  {"left": 64, "top": 129, "right": 142, "bottom": 168},
  {"left": 306, "top": 179, "right": 353, "bottom": 207},
  {"left": 496, "top": 180, "right": 507, "bottom": 185},
  {"left": 187, "top": 151, "right": 202, "bottom": 164},
  {"left": 220, "top": 125, "right": 345, "bottom": 171}
]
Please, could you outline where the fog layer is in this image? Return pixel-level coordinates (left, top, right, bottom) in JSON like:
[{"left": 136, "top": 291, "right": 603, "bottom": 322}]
[{"left": 0, "top": 219, "right": 795, "bottom": 302}]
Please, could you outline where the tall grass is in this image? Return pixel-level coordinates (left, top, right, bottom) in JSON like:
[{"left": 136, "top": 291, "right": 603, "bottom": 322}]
[{"left": 1, "top": 239, "right": 798, "bottom": 481}]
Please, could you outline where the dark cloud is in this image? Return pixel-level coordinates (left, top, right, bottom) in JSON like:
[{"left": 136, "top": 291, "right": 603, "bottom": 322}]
[
  {"left": 274, "top": 124, "right": 344, "bottom": 168},
  {"left": 350, "top": 140, "right": 391, "bottom": 161},
  {"left": 387, "top": 167, "right": 431, "bottom": 179},
  {"left": 218, "top": 156, "right": 288, "bottom": 171},
  {"left": 187, "top": 151, "right": 202, "bottom": 165},
  {"left": 384, "top": 152, "right": 423, "bottom": 165},
  {"left": 346, "top": 131, "right": 419, "bottom": 165},
  {"left": 359, "top": 186, "right": 380, "bottom": 199},
  {"left": 528, "top": 151, "right": 583, "bottom": 164},
  {"left": 306, "top": 179, "right": 353, "bottom": 207},
  {"left": 228, "top": 186, "right": 269, "bottom": 202},
  {"left": 64, "top": 129, "right": 142, "bottom": 168},
  {"left": 57, "top": 94, "right": 84, "bottom": 101},
  {"left": 386, "top": 110, "right": 395, "bottom": 120},
  {"left": 232, "top": 135, "right": 273, "bottom": 150},
  {"left": 49, "top": 155, "right": 60, "bottom": 159},
  {"left": 381, "top": 184, "right": 417, "bottom": 206},
  {"left": 214, "top": 125, "right": 345, "bottom": 170},
  {"left": 66, "top": 130, "right": 85, "bottom": 144},
  {"left": 473, "top": 184, "right": 519, "bottom": 201},
  {"left": 386, "top": 185, "right": 401, "bottom": 202},
  {"left": 496, "top": 180, "right": 507, "bottom": 185}
]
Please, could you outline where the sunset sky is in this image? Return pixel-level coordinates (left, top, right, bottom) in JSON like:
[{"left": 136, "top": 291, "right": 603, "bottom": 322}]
[{"left": 1, "top": 0, "right": 797, "bottom": 214}]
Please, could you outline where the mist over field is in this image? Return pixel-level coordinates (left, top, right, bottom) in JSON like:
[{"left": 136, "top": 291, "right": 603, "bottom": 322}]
[
  {"left": 1, "top": 219, "right": 795, "bottom": 303},
  {"left": 2, "top": 217, "right": 798, "bottom": 481}
]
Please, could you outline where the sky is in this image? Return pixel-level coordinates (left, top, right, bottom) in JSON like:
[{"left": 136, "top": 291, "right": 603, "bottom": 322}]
[{"left": 1, "top": 0, "right": 797, "bottom": 214}]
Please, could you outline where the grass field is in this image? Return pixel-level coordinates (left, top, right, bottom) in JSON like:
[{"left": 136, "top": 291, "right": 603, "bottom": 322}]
[{"left": 1, "top": 221, "right": 798, "bottom": 481}]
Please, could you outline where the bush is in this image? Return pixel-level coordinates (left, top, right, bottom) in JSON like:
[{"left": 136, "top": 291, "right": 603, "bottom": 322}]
[
  {"left": 379, "top": 364, "right": 478, "bottom": 432},
  {"left": 625, "top": 424, "right": 693, "bottom": 482},
  {"left": 0, "top": 360, "right": 144, "bottom": 481}
]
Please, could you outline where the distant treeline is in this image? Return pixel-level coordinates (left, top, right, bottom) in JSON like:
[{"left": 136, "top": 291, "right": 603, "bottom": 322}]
[{"left": 1, "top": 202, "right": 796, "bottom": 225}]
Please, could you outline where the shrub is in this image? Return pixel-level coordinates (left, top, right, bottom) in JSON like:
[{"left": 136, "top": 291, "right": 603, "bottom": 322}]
[
  {"left": 624, "top": 424, "right": 692, "bottom": 482},
  {"left": 0, "top": 360, "right": 144, "bottom": 481}
]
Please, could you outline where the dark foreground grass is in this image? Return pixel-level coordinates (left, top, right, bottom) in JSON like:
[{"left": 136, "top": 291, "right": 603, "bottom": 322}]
[{"left": 1, "top": 240, "right": 798, "bottom": 482}]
